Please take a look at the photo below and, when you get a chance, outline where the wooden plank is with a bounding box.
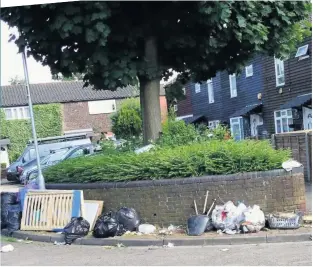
[84,200,104,231]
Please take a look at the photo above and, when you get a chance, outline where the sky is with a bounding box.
[1,21,53,86]
[0,20,176,86]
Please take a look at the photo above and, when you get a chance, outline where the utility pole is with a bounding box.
[21,47,45,190]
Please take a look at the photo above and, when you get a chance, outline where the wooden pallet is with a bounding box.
[20,190,84,231]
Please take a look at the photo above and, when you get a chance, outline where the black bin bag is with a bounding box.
[116,207,140,232]
[187,215,209,236]
[1,192,18,229]
[7,204,22,234]
[63,217,90,245]
[93,212,122,238]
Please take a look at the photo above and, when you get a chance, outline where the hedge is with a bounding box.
[44,140,290,183]
[0,104,62,161]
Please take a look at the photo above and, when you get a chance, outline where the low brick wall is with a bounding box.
[47,168,306,226]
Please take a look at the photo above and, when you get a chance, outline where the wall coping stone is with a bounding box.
[46,167,304,190]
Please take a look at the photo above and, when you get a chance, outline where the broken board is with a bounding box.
[84,200,104,231]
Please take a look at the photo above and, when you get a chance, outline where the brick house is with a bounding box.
[1,81,168,138]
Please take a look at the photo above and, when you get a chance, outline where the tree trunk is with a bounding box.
[139,37,162,145]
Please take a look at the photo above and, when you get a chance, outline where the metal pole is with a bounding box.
[21,47,45,190]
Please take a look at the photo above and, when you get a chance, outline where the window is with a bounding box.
[68,148,85,159]
[274,57,285,86]
[88,100,116,114]
[229,74,237,98]
[208,120,220,130]
[3,106,30,120]
[207,79,214,103]
[274,109,293,134]
[295,44,309,58]
[182,87,186,95]
[245,65,253,77]
[173,104,178,112]
[230,117,244,141]
[195,83,201,93]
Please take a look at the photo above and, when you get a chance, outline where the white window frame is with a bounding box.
[195,83,201,93]
[274,109,293,134]
[230,117,243,140]
[207,79,214,104]
[208,120,220,130]
[173,104,178,112]
[88,100,116,114]
[245,64,253,77]
[229,74,237,98]
[3,106,30,120]
[295,44,309,58]
[274,57,285,87]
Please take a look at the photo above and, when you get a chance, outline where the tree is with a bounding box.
[51,72,84,81]
[111,98,142,139]
[9,75,25,85]
[1,1,310,144]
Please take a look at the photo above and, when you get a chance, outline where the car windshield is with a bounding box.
[41,149,69,165]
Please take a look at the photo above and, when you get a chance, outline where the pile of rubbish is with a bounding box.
[187,200,267,236]
[186,195,303,236]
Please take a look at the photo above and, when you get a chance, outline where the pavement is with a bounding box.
[0,180,22,193]
[0,239,312,266]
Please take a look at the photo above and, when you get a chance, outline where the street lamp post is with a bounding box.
[21,47,45,190]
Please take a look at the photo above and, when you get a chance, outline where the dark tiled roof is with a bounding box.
[280,93,312,109]
[230,103,263,118]
[0,81,166,107]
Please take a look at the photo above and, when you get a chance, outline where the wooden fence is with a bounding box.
[272,130,312,183]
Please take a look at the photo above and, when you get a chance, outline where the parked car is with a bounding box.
[25,144,101,184]
[6,133,91,182]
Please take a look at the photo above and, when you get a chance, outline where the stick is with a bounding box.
[203,190,209,214]
[207,198,217,216]
[194,199,198,215]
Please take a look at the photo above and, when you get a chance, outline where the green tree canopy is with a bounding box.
[111,98,142,139]
[1,1,310,143]
[51,72,84,81]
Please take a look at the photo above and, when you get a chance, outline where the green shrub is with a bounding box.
[0,104,62,161]
[111,98,142,139]
[44,140,290,183]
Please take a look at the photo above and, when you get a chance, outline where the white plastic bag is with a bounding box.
[138,224,156,234]
[241,205,265,232]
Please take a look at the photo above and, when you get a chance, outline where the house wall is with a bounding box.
[176,83,193,116]
[62,96,168,134]
[262,38,312,135]
[179,55,264,126]
[46,168,306,226]
[62,101,115,134]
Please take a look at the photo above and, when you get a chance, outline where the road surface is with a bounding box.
[1,240,311,266]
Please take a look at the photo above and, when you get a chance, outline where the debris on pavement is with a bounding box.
[54,241,66,246]
[282,159,302,172]
[220,248,229,252]
[267,212,302,229]
[138,224,156,234]
[1,244,14,253]
[63,217,90,245]
[163,242,175,248]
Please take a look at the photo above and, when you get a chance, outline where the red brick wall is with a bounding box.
[62,102,112,133]
[160,96,168,122]
[62,97,168,133]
